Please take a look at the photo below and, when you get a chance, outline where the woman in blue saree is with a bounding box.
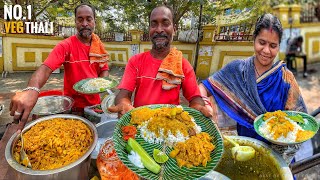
[199,14,307,164]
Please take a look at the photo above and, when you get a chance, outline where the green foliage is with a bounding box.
[207,0,292,26]
[3,0,316,32]
[96,0,201,31]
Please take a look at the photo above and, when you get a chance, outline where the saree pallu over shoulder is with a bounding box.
[256,60,305,113]
[202,57,263,129]
[256,61,291,112]
[282,68,307,112]
[202,79,257,129]
[256,60,284,83]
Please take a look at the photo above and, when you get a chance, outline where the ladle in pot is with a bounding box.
[224,136,256,162]
[20,132,32,168]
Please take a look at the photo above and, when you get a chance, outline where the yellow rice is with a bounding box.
[13,118,93,170]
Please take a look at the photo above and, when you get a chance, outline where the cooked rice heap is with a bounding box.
[260,110,314,142]
[130,106,201,146]
[81,78,112,92]
[13,118,93,170]
[169,132,215,168]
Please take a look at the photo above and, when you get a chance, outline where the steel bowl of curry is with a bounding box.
[5,114,98,180]
[214,136,293,180]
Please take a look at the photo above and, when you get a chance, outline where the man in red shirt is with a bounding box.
[10,4,109,130]
[108,5,210,118]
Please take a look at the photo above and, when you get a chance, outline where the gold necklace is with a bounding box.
[254,64,260,77]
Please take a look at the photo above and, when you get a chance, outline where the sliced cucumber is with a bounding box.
[128,138,161,174]
[125,144,133,153]
[289,114,304,124]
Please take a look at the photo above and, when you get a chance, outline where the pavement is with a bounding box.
[0,64,320,179]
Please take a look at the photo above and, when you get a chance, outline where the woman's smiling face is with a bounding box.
[254,28,280,67]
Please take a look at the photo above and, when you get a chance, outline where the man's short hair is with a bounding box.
[149,4,175,24]
[296,36,303,43]
[74,3,96,19]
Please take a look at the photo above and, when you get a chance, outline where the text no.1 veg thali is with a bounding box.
[113,104,224,180]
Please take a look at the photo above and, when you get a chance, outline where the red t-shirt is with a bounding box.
[118,51,200,107]
[43,35,109,109]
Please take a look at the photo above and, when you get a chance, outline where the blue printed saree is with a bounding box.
[202,56,307,163]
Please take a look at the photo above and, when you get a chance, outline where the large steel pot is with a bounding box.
[214,136,293,180]
[5,114,98,180]
[91,119,118,159]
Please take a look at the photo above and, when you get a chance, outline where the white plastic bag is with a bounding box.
[178,29,198,43]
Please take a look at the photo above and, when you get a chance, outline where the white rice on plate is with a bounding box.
[259,117,303,143]
[138,110,202,147]
[81,78,112,92]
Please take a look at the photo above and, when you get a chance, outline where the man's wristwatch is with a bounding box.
[22,86,40,93]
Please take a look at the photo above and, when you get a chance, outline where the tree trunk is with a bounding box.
[315,5,320,21]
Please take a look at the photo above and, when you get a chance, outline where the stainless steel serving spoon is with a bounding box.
[224,135,256,162]
[20,132,32,168]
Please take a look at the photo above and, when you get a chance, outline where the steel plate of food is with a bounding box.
[73,77,118,94]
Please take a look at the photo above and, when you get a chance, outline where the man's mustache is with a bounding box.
[79,28,92,32]
[152,33,168,39]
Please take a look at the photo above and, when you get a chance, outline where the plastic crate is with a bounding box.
[84,104,117,124]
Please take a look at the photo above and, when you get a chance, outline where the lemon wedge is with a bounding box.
[224,136,256,161]
[153,148,169,163]
[231,145,256,161]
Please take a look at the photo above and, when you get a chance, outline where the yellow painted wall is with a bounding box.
[273,4,320,70]
[1,35,198,73]
[0,56,3,73]
[301,26,320,64]
[1,29,320,79]
[210,42,254,73]
[2,34,62,72]
[312,40,319,55]
[104,42,131,67]
[194,41,254,79]
[172,42,196,65]
[278,24,320,69]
